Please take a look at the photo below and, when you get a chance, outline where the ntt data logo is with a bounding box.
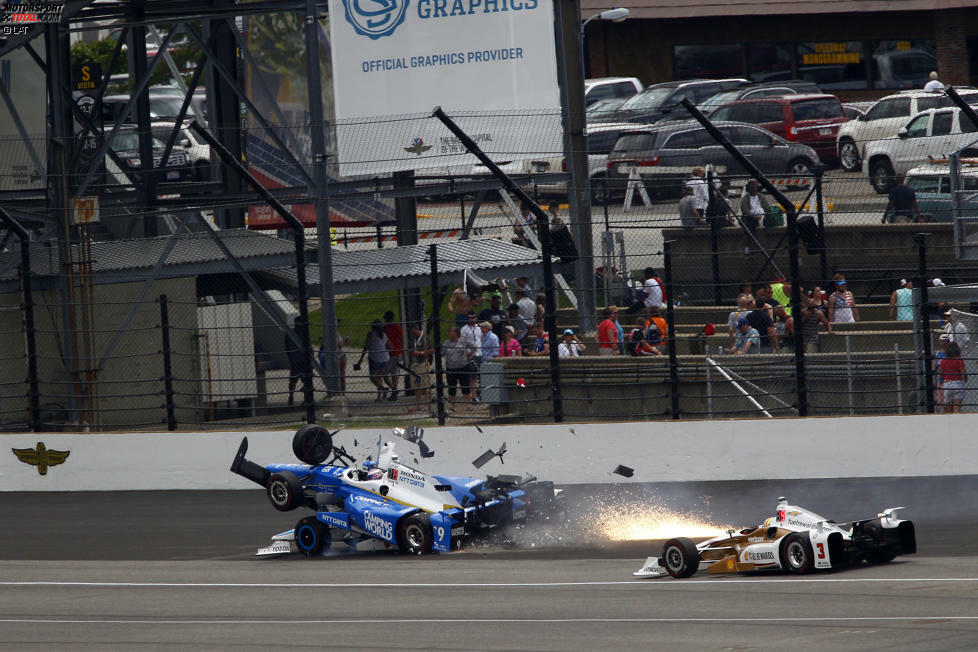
[341,0,410,40]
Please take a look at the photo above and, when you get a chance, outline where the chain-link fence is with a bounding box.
[6,104,978,430]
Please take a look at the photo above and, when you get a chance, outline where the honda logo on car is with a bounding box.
[392,468,426,488]
[363,511,394,540]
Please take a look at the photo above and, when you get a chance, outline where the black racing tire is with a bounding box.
[787,157,813,178]
[292,424,333,465]
[838,138,860,172]
[267,471,303,512]
[398,513,433,555]
[867,549,897,564]
[662,537,700,578]
[295,516,330,557]
[780,532,815,574]
[870,158,894,194]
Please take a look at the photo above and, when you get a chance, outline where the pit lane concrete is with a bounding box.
[2,477,977,650]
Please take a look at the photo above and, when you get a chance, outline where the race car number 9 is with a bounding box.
[363,511,393,540]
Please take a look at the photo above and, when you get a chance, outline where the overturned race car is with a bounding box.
[634,497,916,579]
[231,424,566,557]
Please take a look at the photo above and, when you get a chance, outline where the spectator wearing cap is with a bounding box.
[725,318,759,355]
[558,329,585,358]
[931,278,946,288]
[889,279,914,321]
[827,274,858,323]
[597,306,620,355]
[943,309,970,348]
[499,325,522,357]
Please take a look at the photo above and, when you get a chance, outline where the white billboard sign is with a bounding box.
[328,0,562,176]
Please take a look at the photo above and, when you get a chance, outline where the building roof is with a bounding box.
[260,239,546,295]
[581,0,978,20]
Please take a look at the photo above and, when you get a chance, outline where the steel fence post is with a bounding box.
[915,233,935,413]
[665,240,680,419]
[159,294,177,431]
[814,164,828,282]
[428,245,447,426]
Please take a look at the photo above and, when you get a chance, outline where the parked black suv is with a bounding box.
[105,126,195,184]
[593,78,747,124]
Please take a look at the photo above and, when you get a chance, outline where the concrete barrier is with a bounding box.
[3,413,976,491]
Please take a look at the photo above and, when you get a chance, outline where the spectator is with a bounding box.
[726,294,754,346]
[499,325,522,357]
[772,305,795,351]
[548,206,579,267]
[635,319,663,356]
[770,278,793,315]
[524,321,551,357]
[755,282,777,311]
[883,176,921,223]
[442,326,472,409]
[558,329,585,358]
[747,298,778,353]
[944,309,970,348]
[935,333,949,411]
[479,321,500,363]
[808,286,827,314]
[460,311,482,360]
[285,332,304,406]
[478,295,507,339]
[646,305,668,346]
[516,288,537,322]
[383,310,404,401]
[449,285,486,327]
[940,341,967,413]
[408,324,433,409]
[924,70,944,92]
[597,306,619,355]
[799,298,833,353]
[737,282,753,300]
[506,303,528,341]
[889,279,914,321]
[725,318,760,355]
[688,166,709,219]
[354,319,393,402]
[827,275,858,323]
[611,305,626,354]
[708,184,737,226]
[739,180,769,256]
[679,185,702,227]
[638,266,665,313]
[516,276,533,294]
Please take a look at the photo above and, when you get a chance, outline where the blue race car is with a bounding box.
[231,424,566,557]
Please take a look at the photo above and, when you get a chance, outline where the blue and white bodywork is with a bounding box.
[231,425,565,558]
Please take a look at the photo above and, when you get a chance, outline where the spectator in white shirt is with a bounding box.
[558,329,585,357]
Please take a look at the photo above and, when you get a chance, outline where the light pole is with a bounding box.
[581,7,629,79]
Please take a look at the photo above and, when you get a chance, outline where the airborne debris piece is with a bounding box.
[613,464,635,478]
[474,425,484,434]
[230,425,565,559]
[633,497,916,579]
[418,440,434,459]
[472,442,507,469]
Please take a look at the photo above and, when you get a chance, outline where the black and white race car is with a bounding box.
[635,497,916,578]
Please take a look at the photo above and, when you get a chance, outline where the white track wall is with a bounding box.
[2,414,977,491]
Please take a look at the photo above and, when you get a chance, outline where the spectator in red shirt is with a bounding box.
[939,342,968,413]
[597,306,619,356]
[383,310,404,401]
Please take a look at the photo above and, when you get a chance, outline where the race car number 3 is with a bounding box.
[363,511,393,540]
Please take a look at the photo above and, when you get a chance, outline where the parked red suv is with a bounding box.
[709,94,849,162]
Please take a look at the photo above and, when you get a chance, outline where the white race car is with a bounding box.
[634,497,916,579]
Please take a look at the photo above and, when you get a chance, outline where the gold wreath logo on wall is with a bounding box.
[12,442,70,476]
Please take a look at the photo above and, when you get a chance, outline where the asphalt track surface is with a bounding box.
[2,476,978,650]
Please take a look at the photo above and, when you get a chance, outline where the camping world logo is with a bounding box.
[341,0,410,40]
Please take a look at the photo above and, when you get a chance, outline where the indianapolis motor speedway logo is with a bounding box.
[12,442,70,476]
[341,0,410,40]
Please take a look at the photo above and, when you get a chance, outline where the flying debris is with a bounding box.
[474,425,484,434]
[569,428,576,435]
[418,440,435,459]
[613,464,634,478]
[472,442,507,469]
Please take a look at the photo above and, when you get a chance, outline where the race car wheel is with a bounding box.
[292,424,333,465]
[398,513,433,555]
[267,471,303,512]
[780,533,815,574]
[662,537,699,578]
[295,516,330,557]
[838,138,860,172]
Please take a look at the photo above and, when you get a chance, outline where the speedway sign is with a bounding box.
[328,0,562,176]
